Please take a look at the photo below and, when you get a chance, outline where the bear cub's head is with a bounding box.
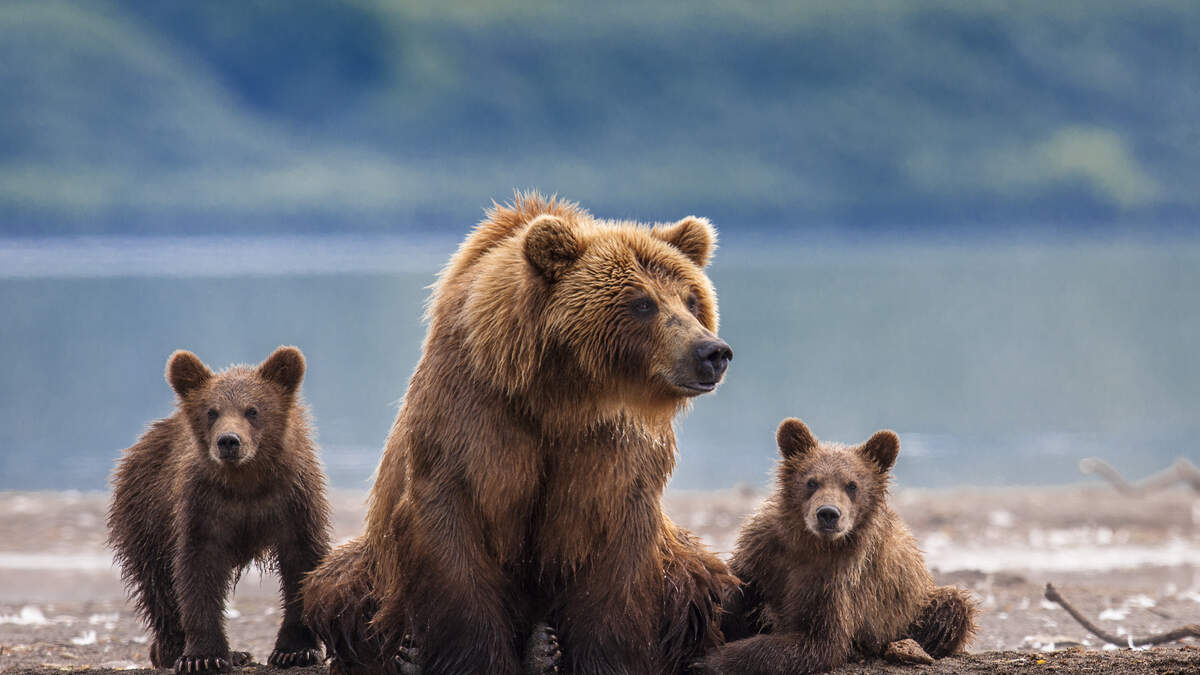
[166,346,305,468]
[775,418,899,544]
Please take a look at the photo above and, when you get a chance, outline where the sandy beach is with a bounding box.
[2,484,1198,673]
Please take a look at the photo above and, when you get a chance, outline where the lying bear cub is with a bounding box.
[698,418,977,674]
[108,346,330,673]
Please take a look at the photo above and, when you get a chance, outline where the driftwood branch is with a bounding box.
[1078,457,1200,496]
[1044,583,1200,647]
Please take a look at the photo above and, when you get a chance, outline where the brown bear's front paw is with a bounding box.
[173,654,233,673]
[394,634,421,675]
[230,651,251,666]
[524,622,562,675]
[268,647,322,668]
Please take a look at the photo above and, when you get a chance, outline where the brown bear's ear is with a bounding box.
[166,350,212,398]
[524,214,583,283]
[776,417,817,459]
[654,216,716,268]
[258,346,306,395]
[860,430,900,473]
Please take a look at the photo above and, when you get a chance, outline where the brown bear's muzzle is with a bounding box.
[681,336,734,393]
[687,338,733,392]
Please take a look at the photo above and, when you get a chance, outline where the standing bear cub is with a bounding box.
[108,346,330,673]
[699,418,976,674]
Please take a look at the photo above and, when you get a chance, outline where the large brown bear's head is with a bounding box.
[166,346,305,468]
[774,418,899,546]
[522,212,731,399]
[445,194,731,425]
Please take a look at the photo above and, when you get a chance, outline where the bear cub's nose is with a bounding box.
[694,339,733,382]
[216,433,242,461]
[816,505,841,529]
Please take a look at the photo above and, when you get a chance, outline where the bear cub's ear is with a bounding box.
[525,214,583,283]
[777,417,817,459]
[860,430,900,473]
[167,350,212,398]
[259,346,306,395]
[654,216,716,268]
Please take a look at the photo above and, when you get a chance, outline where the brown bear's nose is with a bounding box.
[694,339,733,383]
[216,433,242,461]
[816,505,841,529]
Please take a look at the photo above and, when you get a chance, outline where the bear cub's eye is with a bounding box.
[206,408,218,422]
[245,407,258,421]
[805,478,819,491]
[630,297,658,318]
[846,481,858,497]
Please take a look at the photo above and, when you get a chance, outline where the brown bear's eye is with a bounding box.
[245,407,258,421]
[805,478,819,491]
[686,294,699,314]
[629,297,657,318]
[206,408,218,422]
[846,481,858,497]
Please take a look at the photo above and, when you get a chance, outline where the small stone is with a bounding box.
[884,638,935,665]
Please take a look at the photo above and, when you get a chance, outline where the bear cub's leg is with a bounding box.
[907,585,977,658]
[267,535,326,668]
[134,556,186,668]
[172,535,244,673]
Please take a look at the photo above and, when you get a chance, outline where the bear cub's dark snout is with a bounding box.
[215,433,241,462]
[816,504,841,530]
[694,338,733,384]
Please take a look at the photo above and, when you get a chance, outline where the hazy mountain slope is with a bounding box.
[1,0,1196,234]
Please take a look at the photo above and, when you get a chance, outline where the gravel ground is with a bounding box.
[1,484,1198,673]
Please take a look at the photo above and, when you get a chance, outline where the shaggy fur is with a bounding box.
[302,193,737,674]
[699,419,976,674]
[108,346,330,673]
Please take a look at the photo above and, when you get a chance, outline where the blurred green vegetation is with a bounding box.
[1,0,1197,234]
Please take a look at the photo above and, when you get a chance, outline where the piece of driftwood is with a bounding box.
[1078,457,1200,495]
[1044,583,1200,647]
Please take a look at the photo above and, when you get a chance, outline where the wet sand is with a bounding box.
[2,485,1198,672]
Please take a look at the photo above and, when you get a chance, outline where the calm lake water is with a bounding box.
[1,235,1197,491]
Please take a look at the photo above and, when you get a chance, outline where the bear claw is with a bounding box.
[268,647,322,668]
[172,651,250,673]
[525,623,562,675]
[173,655,228,673]
[394,634,421,675]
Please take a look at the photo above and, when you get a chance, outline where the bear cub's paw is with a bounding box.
[268,647,323,668]
[524,622,562,675]
[172,651,249,673]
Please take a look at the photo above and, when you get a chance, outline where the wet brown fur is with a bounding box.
[699,419,976,674]
[302,193,737,674]
[108,347,331,672]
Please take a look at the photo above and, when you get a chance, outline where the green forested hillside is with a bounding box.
[2,0,1197,234]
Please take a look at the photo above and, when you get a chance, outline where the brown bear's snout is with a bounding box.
[693,339,733,388]
[216,433,242,462]
[816,504,841,531]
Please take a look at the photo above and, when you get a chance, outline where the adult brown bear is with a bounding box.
[303,193,736,674]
